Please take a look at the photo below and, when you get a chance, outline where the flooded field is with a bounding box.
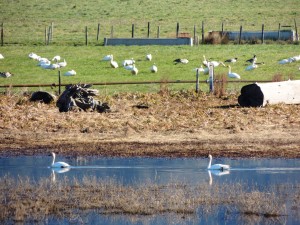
[0,155,300,224]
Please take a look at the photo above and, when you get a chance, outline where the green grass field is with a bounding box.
[0,0,300,94]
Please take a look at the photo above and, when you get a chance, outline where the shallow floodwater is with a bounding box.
[1,156,300,224]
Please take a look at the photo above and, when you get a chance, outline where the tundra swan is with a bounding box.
[207,154,230,171]
[50,152,70,168]
[228,65,241,79]
[150,63,158,73]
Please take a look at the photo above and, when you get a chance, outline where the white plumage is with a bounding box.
[102,54,113,61]
[0,53,4,59]
[150,63,158,73]
[58,59,67,68]
[51,152,70,168]
[122,58,135,66]
[207,154,230,171]
[245,63,258,71]
[278,58,295,64]
[64,70,76,76]
[131,64,138,75]
[52,55,61,62]
[110,55,119,68]
[227,65,241,79]
[28,52,40,60]
[146,53,152,61]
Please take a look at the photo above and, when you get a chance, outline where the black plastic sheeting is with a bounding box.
[238,83,264,107]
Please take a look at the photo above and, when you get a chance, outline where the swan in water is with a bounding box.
[50,152,70,168]
[207,154,230,171]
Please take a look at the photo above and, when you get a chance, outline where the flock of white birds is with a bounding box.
[191,53,300,80]
[101,53,158,75]
[1,51,300,80]
[27,52,76,76]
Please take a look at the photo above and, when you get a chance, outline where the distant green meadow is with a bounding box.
[0,0,299,94]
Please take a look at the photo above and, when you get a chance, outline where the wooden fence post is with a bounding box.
[1,23,3,46]
[97,23,100,41]
[193,25,196,45]
[147,22,150,38]
[51,22,54,41]
[239,25,243,44]
[221,22,224,38]
[294,19,299,41]
[85,26,88,46]
[208,63,214,93]
[47,26,51,45]
[261,24,265,44]
[45,26,47,45]
[195,68,200,93]
[110,25,114,38]
[278,23,281,41]
[157,26,160,38]
[201,21,204,44]
[58,70,61,95]
[176,22,179,38]
[132,24,135,38]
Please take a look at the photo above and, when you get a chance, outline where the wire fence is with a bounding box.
[1,19,299,46]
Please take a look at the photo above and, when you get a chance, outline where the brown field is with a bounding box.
[1,90,300,158]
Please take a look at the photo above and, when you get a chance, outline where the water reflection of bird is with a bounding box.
[51,167,70,182]
[50,152,70,168]
[208,170,230,185]
[207,154,230,171]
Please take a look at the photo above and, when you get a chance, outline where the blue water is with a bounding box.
[1,156,300,224]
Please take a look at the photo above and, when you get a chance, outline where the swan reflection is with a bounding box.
[51,167,70,182]
[208,170,230,185]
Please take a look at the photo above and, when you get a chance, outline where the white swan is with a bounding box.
[64,70,76,76]
[58,59,67,68]
[131,64,138,75]
[245,62,258,71]
[228,65,241,79]
[51,152,70,168]
[102,54,113,61]
[150,63,158,73]
[122,58,135,66]
[207,154,230,171]
[52,55,61,62]
[110,55,119,68]
[146,53,152,61]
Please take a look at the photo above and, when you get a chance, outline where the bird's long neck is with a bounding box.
[208,157,212,169]
[52,153,55,165]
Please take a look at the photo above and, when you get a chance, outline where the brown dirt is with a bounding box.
[1,91,300,158]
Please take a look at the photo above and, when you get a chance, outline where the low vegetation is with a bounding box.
[1,175,298,224]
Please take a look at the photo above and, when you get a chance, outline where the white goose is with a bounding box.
[228,65,241,79]
[50,152,70,168]
[207,154,230,171]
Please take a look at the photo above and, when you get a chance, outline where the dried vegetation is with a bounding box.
[1,90,300,157]
[0,176,298,223]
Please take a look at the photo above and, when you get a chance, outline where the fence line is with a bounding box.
[0,20,299,46]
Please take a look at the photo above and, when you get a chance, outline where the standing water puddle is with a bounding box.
[0,156,300,224]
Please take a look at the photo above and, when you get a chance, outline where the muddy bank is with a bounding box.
[1,92,300,158]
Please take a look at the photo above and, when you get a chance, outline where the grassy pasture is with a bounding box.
[0,0,299,45]
[0,0,300,94]
[1,44,300,94]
